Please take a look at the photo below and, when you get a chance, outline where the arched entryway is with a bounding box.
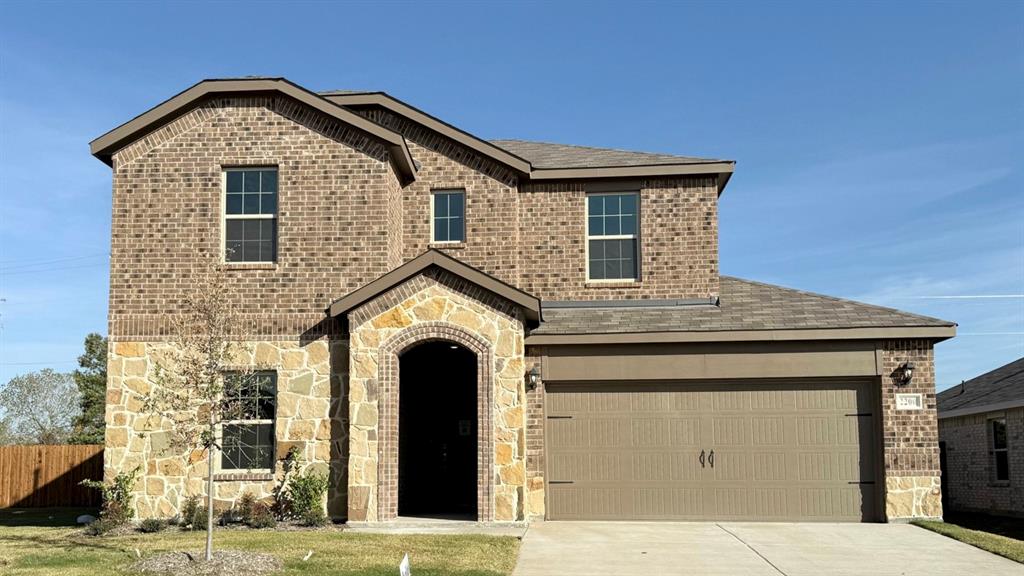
[398,341,478,518]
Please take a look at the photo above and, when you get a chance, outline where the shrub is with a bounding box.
[139,518,168,533]
[84,516,120,536]
[287,470,329,525]
[236,492,257,524]
[80,468,139,529]
[246,502,277,529]
[178,495,203,529]
[298,507,328,527]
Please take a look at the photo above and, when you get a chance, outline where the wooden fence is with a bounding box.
[0,445,104,508]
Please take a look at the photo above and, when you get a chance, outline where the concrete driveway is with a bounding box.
[513,521,1024,576]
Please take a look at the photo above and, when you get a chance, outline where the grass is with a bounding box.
[913,517,1024,565]
[0,509,521,575]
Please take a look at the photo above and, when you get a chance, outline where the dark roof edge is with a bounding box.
[328,249,541,323]
[90,78,417,184]
[939,398,1024,419]
[544,297,718,309]
[525,325,957,346]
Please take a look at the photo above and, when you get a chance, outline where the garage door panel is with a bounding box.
[546,379,878,522]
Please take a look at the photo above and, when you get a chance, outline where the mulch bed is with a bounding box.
[132,550,282,576]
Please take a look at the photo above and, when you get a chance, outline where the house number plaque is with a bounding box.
[895,393,924,411]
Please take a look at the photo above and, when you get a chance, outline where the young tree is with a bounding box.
[70,333,108,444]
[141,267,256,561]
[0,369,80,444]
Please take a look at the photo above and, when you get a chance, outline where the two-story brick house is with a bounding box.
[91,77,954,524]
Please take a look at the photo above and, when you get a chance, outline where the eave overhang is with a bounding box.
[328,249,542,325]
[525,325,957,346]
[90,78,418,184]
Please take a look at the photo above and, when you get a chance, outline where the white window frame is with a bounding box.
[222,167,278,264]
[430,189,466,245]
[215,371,276,474]
[990,416,1010,483]
[585,191,640,282]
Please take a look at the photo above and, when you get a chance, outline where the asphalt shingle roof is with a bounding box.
[937,358,1024,414]
[534,276,954,335]
[489,139,728,169]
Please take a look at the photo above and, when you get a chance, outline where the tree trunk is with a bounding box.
[206,433,215,560]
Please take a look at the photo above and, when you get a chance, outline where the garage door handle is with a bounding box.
[708,450,715,468]
[699,450,705,468]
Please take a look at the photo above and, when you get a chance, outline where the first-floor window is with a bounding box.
[990,417,1010,482]
[221,371,276,470]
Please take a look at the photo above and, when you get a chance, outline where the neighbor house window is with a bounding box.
[432,190,465,243]
[220,372,276,471]
[587,192,639,281]
[991,417,1009,483]
[225,168,277,262]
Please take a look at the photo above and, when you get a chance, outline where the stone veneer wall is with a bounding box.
[940,407,1024,515]
[346,268,527,522]
[105,339,348,519]
[880,339,943,520]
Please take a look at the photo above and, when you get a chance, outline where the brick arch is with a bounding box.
[377,321,494,521]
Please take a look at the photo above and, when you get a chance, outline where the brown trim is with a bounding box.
[939,399,1024,420]
[328,249,541,323]
[90,78,417,184]
[528,162,736,181]
[541,341,881,382]
[525,325,956,345]
[324,92,533,175]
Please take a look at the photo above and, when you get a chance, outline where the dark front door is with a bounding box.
[398,341,478,518]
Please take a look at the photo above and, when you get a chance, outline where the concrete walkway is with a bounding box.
[513,521,1024,576]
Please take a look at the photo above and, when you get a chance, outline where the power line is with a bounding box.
[0,262,109,276]
[0,252,109,268]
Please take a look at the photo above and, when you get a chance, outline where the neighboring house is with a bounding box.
[938,358,1024,516]
[90,77,955,524]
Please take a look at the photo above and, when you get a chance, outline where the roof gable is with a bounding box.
[329,250,541,324]
[91,78,417,184]
[323,90,735,186]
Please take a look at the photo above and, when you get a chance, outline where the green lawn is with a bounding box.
[913,518,1024,564]
[0,509,520,576]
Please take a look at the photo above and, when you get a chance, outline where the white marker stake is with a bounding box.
[400,553,412,576]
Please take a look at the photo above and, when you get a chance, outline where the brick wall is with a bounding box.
[518,178,720,300]
[880,339,943,519]
[940,407,1024,515]
[109,96,399,340]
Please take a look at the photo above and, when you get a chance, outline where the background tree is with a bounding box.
[0,368,80,444]
[142,266,256,561]
[70,333,108,444]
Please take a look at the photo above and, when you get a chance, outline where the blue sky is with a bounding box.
[0,1,1021,390]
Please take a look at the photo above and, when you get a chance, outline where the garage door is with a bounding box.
[545,380,879,521]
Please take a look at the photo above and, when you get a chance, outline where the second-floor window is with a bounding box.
[432,190,465,243]
[221,371,276,471]
[587,192,639,281]
[225,168,277,262]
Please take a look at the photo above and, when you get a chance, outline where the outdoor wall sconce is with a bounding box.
[526,364,541,391]
[894,362,915,387]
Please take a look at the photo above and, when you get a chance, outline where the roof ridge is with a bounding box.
[720,275,956,327]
